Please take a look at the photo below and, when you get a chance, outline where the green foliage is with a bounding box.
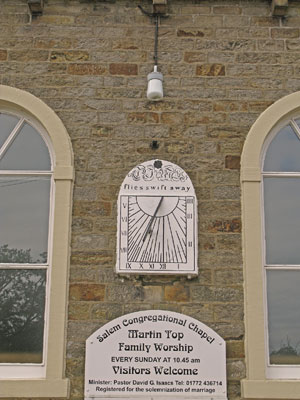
[0,244,47,263]
[271,337,299,357]
[0,244,32,263]
[271,345,297,356]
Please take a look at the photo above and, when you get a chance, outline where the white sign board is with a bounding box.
[116,160,198,275]
[85,310,227,399]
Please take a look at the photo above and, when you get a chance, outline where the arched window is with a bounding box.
[0,112,52,368]
[0,86,73,398]
[241,92,300,398]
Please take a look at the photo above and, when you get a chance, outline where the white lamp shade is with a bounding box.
[147,66,163,101]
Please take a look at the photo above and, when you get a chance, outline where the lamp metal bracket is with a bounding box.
[138,4,168,66]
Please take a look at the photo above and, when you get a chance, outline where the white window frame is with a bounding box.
[0,111,54,379]
[241,91,300,399]
[0,85,74,398]
[262,117,300,380]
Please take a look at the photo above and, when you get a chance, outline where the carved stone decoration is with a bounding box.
[271,0,288,16]
[28,0,44,17]
[153,0,168,15]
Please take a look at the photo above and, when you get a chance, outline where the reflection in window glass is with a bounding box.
[0,123,51,171]
[0,177,50,263]
[264,177,300,265]
[0,269,46,363]
[267,270,300,365]
[264,125,300,172]
[0,113,19,150]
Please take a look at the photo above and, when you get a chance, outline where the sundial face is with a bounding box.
[116,160,198,275]
[127,195,189,263]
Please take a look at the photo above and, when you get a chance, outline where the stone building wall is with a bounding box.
[1,0,300,398]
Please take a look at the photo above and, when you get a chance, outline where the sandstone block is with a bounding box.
[227,360,246,379]
[257,39,284,51]
[37,15,75,25]
[211,322,244,340]
[50,50,89,62]
[235,52,281,64]
[66,358,84,378]
[181,304,214,322]
[34,38,73,49]
[90,303,122,321]
[193,15,223,27]
[184,51,207,63]
[271,28,300,39]
[72,218,93,233]
[196,63,225,76]
[106,285,144,302]
[251,16,280,26]
[165,141,195,154]
[207,219,241,233]
[181,6,211,15]
[192,286,243,303]
[72,234,108,251]
[128,112,159,124]
[8,50,49,62]
[161,112,184,125]
[69,284,105,301]
[224,16,250,28]
[177,28,213,38]
[213,6,241,15]
[215,270,244,286]
[67,64,106,75]
[226,341,245,359]
[0,13,29,24]
[109,63,138,75]
[216,28,239,39]
[214,304,244,322]
[227,381,241,399]
[143,286,163,303]
[257,64,293,77]
[71,250,113,266]
[68,302,91,320]
[208,51,235,63]
[68,321,101,342]
[0,50,7,61]
[243,5,270,16]
[164,285,190,302]
[225,155,241,169]
[212,185,240,200]
[282,15,300,27]
[200,236,216,251]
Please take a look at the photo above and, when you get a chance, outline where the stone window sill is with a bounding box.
[242,379,300,399]
[0,379,69,398]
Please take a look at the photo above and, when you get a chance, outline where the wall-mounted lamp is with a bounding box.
[147,65,163,101]
[139,1,167,101]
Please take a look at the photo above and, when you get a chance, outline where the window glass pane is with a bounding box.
[267,270,300,365]
[0,177,50,264]
[0,113,19,150]
[264,125,300,172]
[264,177,300,265]
[0,269,46,364]
[0,122,51,171]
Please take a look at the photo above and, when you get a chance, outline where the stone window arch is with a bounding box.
[241,91,300,399]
